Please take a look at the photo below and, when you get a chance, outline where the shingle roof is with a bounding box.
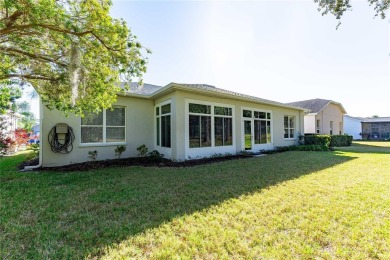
[286,99,333,114]
[120,82,163,95]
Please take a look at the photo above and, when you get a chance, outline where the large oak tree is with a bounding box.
[0,0,149,114]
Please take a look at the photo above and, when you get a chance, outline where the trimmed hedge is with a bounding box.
[330,135,353,147]
[304,135,331,147]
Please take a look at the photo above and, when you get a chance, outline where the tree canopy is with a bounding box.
[315,0,389,22]
[0,0,149,114]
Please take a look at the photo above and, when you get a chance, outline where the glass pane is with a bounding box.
[267,121,271,143]
[289,117,294,128]
[106,107,125,126]
[224,118,233,146]
[82,111,103,126]
[81,127,103,143]
[243,110,252,118]
[156,107,159,116]
[106,127,125,142]
[201,116,211,147]
[260,120,267,143]
[284,116,288,128]
[161,104,171,114]
[156,117,160,146]
[254,120,261,144]
[161,115,171,148]
[189,115,200,148]
[189,103,211,114]
[215,117,223,146]
[244,120,252,150]
[267,113,271,119]
[289,129,294,138]
[214,106,232,116]
[254,112,266,119]
[284,129,289,138]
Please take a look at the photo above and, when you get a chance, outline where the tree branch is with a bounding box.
[0,46,67,67]
[1,74,60,81]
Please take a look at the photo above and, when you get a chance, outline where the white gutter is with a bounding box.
[22,96,43,171]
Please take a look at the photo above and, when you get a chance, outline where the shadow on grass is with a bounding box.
[335,141,390,154]
[1,151,357,258]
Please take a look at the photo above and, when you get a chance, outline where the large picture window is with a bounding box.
[284,115,295,139]
[156,103,171,148]
[254,111,272,144]
[81,106,125,144]
[189,102,233,148]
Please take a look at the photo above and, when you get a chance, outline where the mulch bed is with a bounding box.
[19,154,253,172]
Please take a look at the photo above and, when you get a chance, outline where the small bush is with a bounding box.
[148,150,164,163]
[27,144,40,160]
[115,145,126,159]
[304,135,331,147]
[330,135,353,147]
[88,150,98,161]
[137,144,148,157]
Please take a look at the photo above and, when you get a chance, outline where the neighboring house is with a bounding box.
[0,110,21,135]
[361,117,390,140]
[286,98,347,135]
[343,115,363,140]
[39,82,306,167]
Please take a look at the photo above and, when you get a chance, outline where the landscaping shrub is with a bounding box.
[304,135,331,147]
[115,145,126,159]
[137,144,148,157]
[147,150,164,163]
[330,134,353,147]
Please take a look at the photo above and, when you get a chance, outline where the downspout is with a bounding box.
[22,96,43,171]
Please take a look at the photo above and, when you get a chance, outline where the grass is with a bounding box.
[1,142,389,259]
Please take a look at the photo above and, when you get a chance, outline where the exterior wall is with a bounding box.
[304,114,316,134]
[314,103,344,135]
[41,96,154,167]
[343,116,362,140]
[172,90,304,161]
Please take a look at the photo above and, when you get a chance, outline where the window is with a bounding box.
[189,103,212,148]
[81,106,125,144]
[284,116,295,139]
[214,106,233,146]
[339,122,342,135]
[189,102,233,148]
[156,103,171,148]
[253,111,272,144]
[330,121,333,135]
[316,119,320,134]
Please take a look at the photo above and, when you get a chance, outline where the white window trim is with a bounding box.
[185,99,236,159]
[155,99,172,149]
[241,107,274,151]
[284,115,295,140]
[80,106,127,146]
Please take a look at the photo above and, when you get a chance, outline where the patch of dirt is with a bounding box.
[21,155,252,172]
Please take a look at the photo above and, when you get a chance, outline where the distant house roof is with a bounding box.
[361,117,390,123]
[121,82,306,111]
[121,82,163,95]
[286,98,347,114]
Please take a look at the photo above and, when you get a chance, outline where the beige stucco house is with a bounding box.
[38,83,306,167]
[287,98,347,135]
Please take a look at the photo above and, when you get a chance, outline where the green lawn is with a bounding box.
[1,142,389,259]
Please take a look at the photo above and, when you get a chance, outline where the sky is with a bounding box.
[25,0,389,118]
[110,0,389,117]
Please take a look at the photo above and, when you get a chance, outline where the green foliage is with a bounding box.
[88,150,98,161]
[304,135,331,147]
[0,0,149,115]
[114,145,126,159]
[330,135,353,147]
[27,143,39,160]
[147,150,164,163]
[136,144,148,157]
[315,0,388,22]
[0,85,21,114]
